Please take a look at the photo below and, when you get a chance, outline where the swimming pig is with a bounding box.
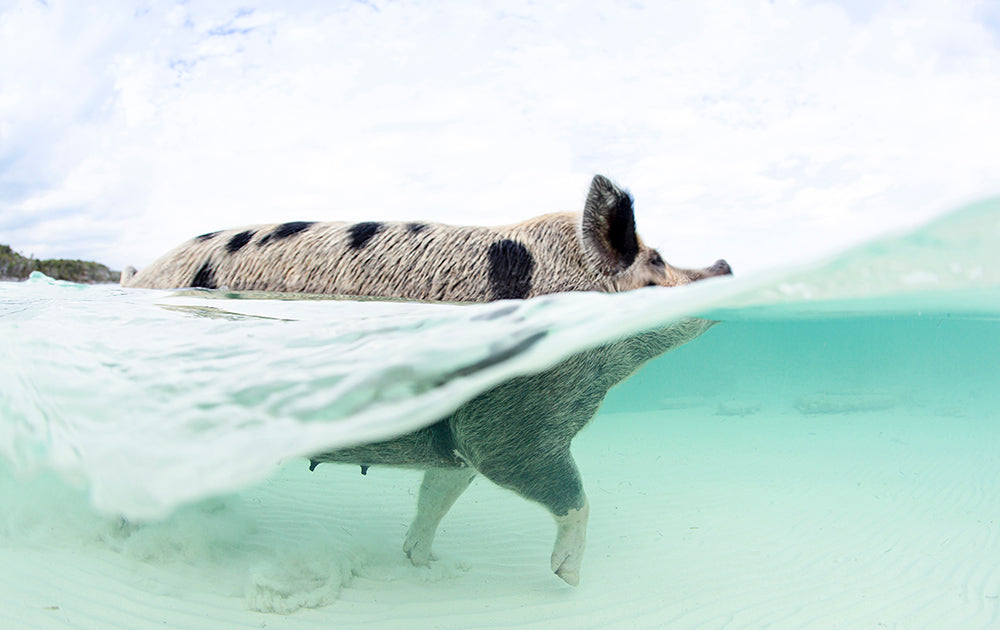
[309,316,718,586]
[121,175,730,299]
[123,174,731,585]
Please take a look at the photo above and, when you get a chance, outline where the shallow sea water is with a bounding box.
[1,199,999,628]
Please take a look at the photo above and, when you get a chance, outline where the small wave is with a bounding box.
[0,197,997,518]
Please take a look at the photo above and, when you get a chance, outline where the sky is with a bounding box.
[1,0,999,274]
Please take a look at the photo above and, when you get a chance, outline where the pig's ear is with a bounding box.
[580,175,639,275]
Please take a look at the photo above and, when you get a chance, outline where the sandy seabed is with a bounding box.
[2,404,999,630]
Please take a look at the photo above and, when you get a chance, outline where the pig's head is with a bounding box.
[579,175,731,291]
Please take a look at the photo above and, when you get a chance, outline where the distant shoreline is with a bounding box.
[0,244,119,284]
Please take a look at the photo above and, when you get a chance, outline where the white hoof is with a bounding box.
[403,468,475,568]
[550,499,589,586]
[403,526,436,567]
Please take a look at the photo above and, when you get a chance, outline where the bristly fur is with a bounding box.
[124,175,699,299]
[121,174,733,586]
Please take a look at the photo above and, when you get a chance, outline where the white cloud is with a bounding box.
[0,0,998,274]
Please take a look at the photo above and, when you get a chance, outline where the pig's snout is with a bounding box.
[708,259,732,277]
[680,259,733,283]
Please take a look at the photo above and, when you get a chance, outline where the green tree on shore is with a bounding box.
[0,244,118,283]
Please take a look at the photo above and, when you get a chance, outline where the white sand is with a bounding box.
[2,405,999,629]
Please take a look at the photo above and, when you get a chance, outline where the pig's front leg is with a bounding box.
[550,494,589,586]
[474,449,589,585]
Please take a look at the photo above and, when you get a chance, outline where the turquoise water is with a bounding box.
[1,199,999,627]
[605,311,1000,419]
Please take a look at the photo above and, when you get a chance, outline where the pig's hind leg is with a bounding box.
[404,467,476,566]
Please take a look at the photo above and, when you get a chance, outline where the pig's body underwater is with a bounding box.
[123,175,732,585]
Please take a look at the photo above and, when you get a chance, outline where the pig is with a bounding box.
[309,316,718,586]
[122,174,732,585]
[121,175,731,299]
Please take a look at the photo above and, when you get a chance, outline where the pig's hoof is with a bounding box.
[552,554,581,586]
[550,499,589,586]
[550,544,583,586]
[403,530,436,567]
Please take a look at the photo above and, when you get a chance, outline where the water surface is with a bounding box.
[1,199,998,627]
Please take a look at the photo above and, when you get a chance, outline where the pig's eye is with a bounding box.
[649,252,665,268]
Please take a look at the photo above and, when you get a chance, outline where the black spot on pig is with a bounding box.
[348,221,383,249]
[407,223,428,234]
[226,230,255,253]
[195,231,219,242]
[488,239,534,300]
[191,260,217,289]
[258,221,315,246]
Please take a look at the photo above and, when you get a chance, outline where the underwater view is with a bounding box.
[1,199,999,628]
